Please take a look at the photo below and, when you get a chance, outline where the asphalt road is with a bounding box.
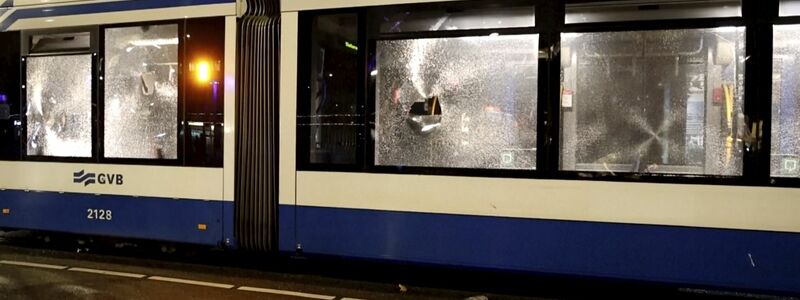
[0,233,541,300]
[0,231,793,300]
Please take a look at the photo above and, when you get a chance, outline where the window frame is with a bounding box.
[20,26,99,163]
[296,10,366,172]
[767,3,800,187]
[554,12,752,185]
[98,19,185,166]
[366,27,545,177]
[297,0,553,179]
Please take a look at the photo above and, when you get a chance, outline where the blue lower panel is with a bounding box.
[0,190,233,246]
[281,205,800,294]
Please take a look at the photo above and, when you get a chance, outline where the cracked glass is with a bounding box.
[375,34,539,170]
[771,25,800,177]
[104,24,179,159]
[26,54,93,158]
[560,28,746,175]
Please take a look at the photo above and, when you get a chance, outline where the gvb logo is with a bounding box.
[73,170,124,186]
[73,170,96,186]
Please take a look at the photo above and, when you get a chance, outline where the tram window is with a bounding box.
[183,17,225,167]
[560,28,746,176]
[25,54,93,158]
[770,25,800,177]
[0,32,21,161]
[374,4,535,33]
[565,0,741,24]
[301,13,359,165]
[375,34,538,170]
[781,0,800,16]
[104,24,179,160]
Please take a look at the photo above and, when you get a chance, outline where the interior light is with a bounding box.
[714,26,740,33]
[129,38,179,49]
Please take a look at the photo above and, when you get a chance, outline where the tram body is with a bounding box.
[280,0,800,294]
[1,0,800,296]
[0,0,239,246]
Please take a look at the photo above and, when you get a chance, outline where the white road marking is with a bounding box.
[237,286,336,300]
[0,260,68,270]
[68,267,146,279]
[148,276,235,289]
[0,260,360,299]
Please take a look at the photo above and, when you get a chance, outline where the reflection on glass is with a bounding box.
[376,5,535,33]
[0,31,21,160]
[26,54,93,158]
[104,24,178,159]
[183,17,225,167]
[771,25,800,177]
[376,35,538,170]
[560,28,745,176]
[303,14,360,165]
[565,1,741,24]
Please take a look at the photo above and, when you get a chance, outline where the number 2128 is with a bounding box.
[87,209,112,221]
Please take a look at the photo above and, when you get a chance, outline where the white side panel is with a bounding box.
[279,12,298,205]
[282,0,457,12]
[0,162,224,201]
[8,3,236,30]
[223,16,237,201]
[236,0,247,17]
[297,171,800,233]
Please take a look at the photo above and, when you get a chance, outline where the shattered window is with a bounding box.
[375,35,539,170]
[771,25,800,177]
[560,28,746,176]
[104,24,178,159]
[26,54,93,158]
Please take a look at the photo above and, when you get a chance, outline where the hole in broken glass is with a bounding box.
[407,95,443,134]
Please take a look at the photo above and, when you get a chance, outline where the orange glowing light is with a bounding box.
[196,60,211,83]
